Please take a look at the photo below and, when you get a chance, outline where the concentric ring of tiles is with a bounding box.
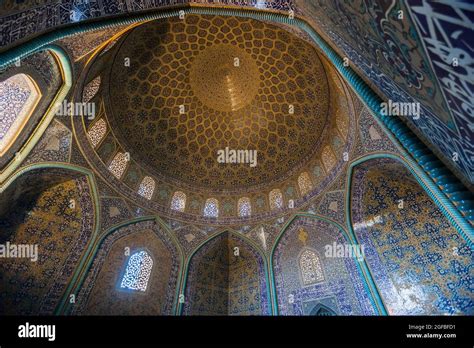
[107,15,330,191]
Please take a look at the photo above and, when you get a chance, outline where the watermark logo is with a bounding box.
[325,242,365,262]
[18,322,55,342]
[217,147,257,167]
[0,242,38,262]
[55,100,96,120]
[353,215,383,230]
[380,100,420,120]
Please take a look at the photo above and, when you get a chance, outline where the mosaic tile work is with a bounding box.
[1,50,62,169]
[183,232,270,315]
[171,223,215,257]
[273,216,376,315]
[107,14,330,191]
[407,1,474,180]
[0,74,40,155]
[357,108,398,154]
[297,1,474,183]
[72,20,354,224]
[0,0,294,47]
[0,174,93,315]
[59,25,128,61]
[99,197,133,234]
[316,190,345,227]
[351,158,474,315]
[24,119,71,165]
[75,222,180,315]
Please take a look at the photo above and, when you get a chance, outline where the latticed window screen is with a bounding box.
[138,176,155,200]
[171,191,187,212]
[108,152,128,179]
[88,118,107,147]
[120,250,153,292]
[300,249,324,285]
[203,198,219,218]
[269,189,283,210]
[238,197,251,217]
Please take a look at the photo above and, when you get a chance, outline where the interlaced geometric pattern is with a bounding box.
[137,176,155,200]
[170,191,186,212]
[0,73,40,154]
[300,249,324,285]
[120,250,153,292]
[108,152,128,179]
[107,14,330,191]
[298,172,312,196]
[269,189,283,210]
[82,76,101,103]
[238,197,251,217]
[87,118,107,148]
[204,198,219,218]
[321,145,337,172]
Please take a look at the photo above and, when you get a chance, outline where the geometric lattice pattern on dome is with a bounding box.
[170,191,186,212]
[237,197,251,217]
[108,152,128,179]
[203,198,219,218]
[138,176,155,200]
[299,248,324,286]
[87,118,107,148]
[269,189,283,210]
[120,250,153,292]
[107,14,330,191]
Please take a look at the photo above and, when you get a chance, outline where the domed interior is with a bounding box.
[105,15,332,192]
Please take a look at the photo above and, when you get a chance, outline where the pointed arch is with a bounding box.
[0,163,100,315]
[181,231,272,315]
[270,213,386,316]
[0,73,42,156]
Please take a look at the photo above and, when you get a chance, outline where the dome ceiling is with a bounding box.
[106,15,330,192]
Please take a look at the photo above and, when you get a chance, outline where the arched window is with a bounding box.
[310,303,336,316]
[171,191,186,212]
[238,197,251,217]
[120,250,153,292]
[269,189,283,210]
[299,248,324,285]
[87,118,107,147]
[321,145,337,172]
[138,176,155,200]
[0,73,41,155]
[203,198,219,218]
[82,76,101,103]
[108,152,128,179]
[298,172,312,196]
